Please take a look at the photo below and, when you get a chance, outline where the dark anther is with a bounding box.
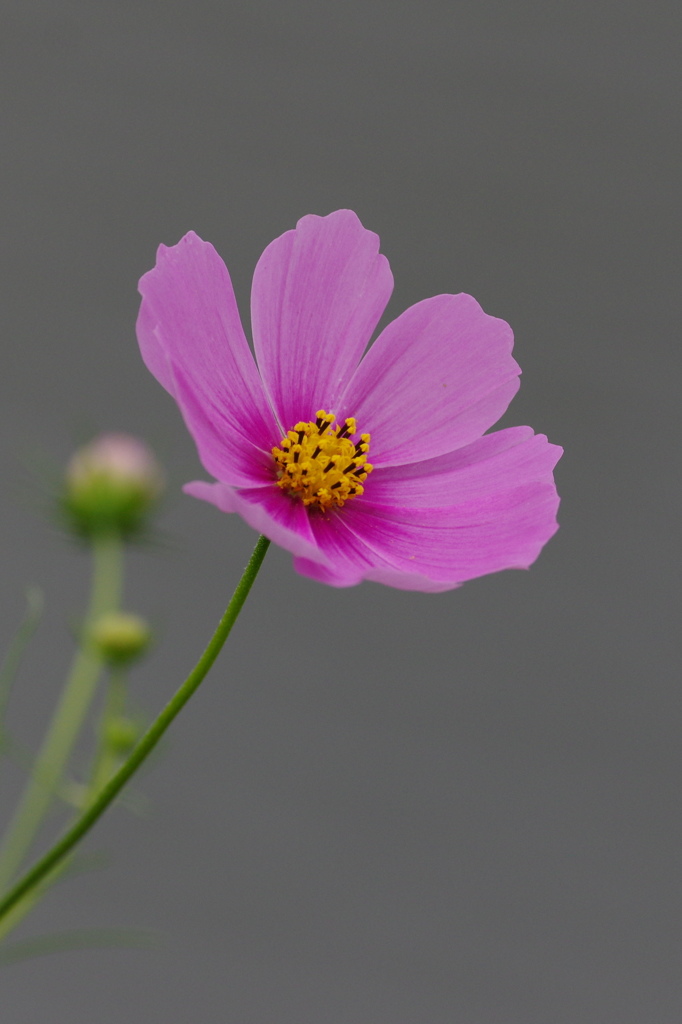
[293,450,300,463]
[344,462,357,474]
[311,446,322,459]
[330,481,342,489]
[297,430,305,443]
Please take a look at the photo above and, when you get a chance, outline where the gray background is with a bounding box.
[0,1,680,1021]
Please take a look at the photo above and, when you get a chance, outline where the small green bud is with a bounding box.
[62,433,164,539]
[90,611,152,666]
[103,715,142,755]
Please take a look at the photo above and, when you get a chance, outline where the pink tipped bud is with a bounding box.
[63,433,164,539]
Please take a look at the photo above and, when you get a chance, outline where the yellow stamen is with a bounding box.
[272,410,372,511]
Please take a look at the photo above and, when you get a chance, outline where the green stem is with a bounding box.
[0,535,270,927]
[0,534,123,894]
[87,668,128,799]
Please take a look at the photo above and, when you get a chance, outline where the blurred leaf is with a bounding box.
[0,927,160,966]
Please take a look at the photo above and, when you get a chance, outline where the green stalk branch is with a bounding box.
[0,535,270,926]
[0,534,123,894]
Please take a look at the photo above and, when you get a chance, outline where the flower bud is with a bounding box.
[63,433,164,539]
[90,611,152,666]
[103,715,142,755]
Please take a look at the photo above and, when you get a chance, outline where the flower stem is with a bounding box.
[0,533,123,895]
[0,535,270,927]
[86,668,129,800]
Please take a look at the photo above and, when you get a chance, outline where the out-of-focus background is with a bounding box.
[1,2,680,1021]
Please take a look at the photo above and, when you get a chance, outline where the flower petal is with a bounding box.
[366,427,562,507]
[250,210,393,431]
[293,513,453,592]
[173,369,272,488]
[137,232,278,473]
[353,484,559,585]
[294,471,560,591]
[339,294,520,467]
[184,480,327,564]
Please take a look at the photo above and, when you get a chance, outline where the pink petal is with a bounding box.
[293,514,453,592]
[294,469,560,591]
[173,370,273,488]
[294,510,393,588]
[137,232,278,480]
[184,480,328,564]
[347,484,560,587]
[366,428,562,507]
[250,210,393,432]
[339,294,520,467]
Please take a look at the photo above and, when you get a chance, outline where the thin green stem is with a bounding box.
[87,668,128,799]
[0,880,46,944]
[0,534,123,893]
[0,535,270,927]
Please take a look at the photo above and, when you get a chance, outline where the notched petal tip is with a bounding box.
[294,208,384,250]
[138,231,211,297]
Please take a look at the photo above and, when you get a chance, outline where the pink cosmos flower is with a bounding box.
[137,210,561,591]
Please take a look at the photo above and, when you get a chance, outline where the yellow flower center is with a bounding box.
[272,410,373,511]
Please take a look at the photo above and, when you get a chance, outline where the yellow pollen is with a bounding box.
[272,410,373,511]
